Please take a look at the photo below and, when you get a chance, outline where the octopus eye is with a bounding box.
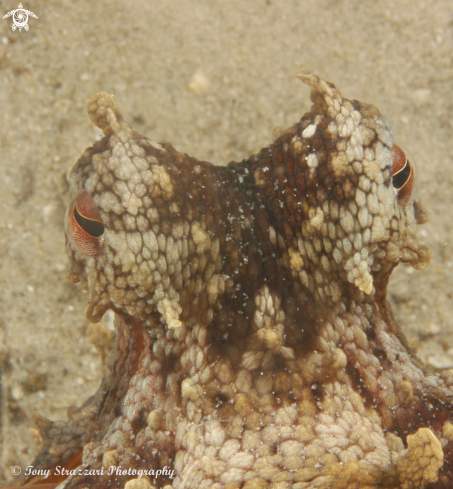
[391,144,414,206]
[66,190,105,256]
[74,206,104,237]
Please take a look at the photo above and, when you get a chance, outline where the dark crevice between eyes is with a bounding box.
[392,161,411,190]
[74,207,105,237]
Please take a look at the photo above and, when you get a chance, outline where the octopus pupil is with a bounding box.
[392,160,411,190]
[74,207,104,237]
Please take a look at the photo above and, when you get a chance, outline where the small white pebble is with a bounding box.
[42,204,53,222]
[188,71,210,95]
[427,321,441,335]
[11,385,24,400]
[411,89,431,105]
[427,354,453,370]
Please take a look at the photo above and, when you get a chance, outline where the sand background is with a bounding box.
[0,0,452,482]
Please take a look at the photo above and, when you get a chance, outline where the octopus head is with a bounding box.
[64,77,431,326]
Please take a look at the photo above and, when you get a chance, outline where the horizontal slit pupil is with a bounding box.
[74,207,104,237]
[392,161,411,190]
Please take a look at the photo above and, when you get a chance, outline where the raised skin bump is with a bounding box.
[18,74,453,489]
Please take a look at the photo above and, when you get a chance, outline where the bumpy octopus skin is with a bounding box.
[21,74,453,489]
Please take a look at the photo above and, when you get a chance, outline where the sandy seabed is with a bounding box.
[0,0,452,482]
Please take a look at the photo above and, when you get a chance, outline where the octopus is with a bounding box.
[15,73,453,489]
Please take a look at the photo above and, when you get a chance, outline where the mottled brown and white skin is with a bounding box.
[21,74,453,489]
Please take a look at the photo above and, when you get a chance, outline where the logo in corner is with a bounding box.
[3,3,38,32]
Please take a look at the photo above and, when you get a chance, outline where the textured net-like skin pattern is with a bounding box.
[21,74,453,489]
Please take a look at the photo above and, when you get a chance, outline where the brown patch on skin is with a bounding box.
[16,74,453,488]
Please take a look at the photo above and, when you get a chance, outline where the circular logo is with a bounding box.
[13,9,28,29]
[11,466,21,476]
